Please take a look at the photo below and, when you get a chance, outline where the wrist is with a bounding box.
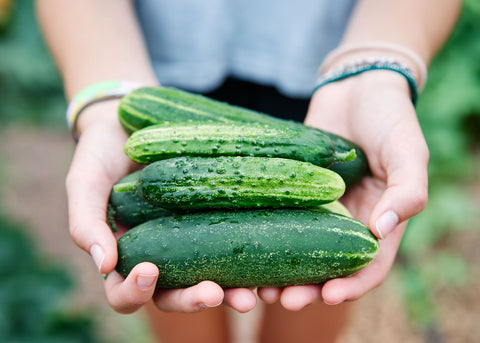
[66,80,148,140]
[75,99,123,137]
[318,41,428,91]
[315,58,417,104]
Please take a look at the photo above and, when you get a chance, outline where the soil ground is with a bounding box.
[1,126,479,343]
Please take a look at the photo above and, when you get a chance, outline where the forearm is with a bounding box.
[325,0,462,84]
[343,0,461,62]
[341,0,462,63]
[36,0,158,100]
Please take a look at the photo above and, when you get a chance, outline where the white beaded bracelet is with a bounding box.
[319,41,428,91]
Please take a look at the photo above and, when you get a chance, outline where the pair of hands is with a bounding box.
[65,70,429,314]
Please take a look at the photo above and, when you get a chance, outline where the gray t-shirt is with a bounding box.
[135,0,356,97]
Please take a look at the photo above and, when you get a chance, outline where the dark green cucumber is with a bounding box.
[119,86,368,185]
[108,170,172,230]
[321,132,369,187]
[115,209,379,288]
[129,156,345,211]
[118,86,285,134]
[124,121,355,167]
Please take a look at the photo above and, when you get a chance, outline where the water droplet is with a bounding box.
[216,168,226,174]
[289,172,296,178]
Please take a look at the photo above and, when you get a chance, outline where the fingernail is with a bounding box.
[137,274,157,290]
[376,210,399,240]
[90,244,104,272]
[323,299,343,306]
[199,300,223,308]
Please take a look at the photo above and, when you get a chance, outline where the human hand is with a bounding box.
[257,70,429,309]
[65,100,259,314]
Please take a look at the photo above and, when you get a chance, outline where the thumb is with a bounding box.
[369,147,429,240]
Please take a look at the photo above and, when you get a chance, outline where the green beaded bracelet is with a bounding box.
[313,59,419,106]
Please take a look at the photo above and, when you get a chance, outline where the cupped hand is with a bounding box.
[258,70,429,309]
[65,100,259,314]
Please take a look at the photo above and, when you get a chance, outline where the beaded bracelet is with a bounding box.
[66,80,145,140]
[319,41,428,91]
[312,58,419,106]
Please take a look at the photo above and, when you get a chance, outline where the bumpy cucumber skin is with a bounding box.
[139,156,345,211]
[119,87,369,185]
[119,87,280,134]
[115,209,379,288]
[124,121,345,169]
[108,170,172,229]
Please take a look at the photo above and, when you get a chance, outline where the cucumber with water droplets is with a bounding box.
[123,121,355,167]
[115,209,379,288]
[108,170,172,230]
[115,156,345,211]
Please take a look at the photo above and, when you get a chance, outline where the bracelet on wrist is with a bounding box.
[313,58,419,106]
[66,80,146,141]
[319,41,428,91]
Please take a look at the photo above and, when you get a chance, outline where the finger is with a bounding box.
[66,129,134,273]
[322,222,405,305]
[223,288,258,313]
[153,281,224,313]
[370,136,429,240]
[104,262,159,314]
[257,287,282,304]
[279,285,322,311]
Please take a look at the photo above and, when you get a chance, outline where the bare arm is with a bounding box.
[341,0,461,63]
[260,0,462,309]
[36,1,257,314]
[36,0,158,98]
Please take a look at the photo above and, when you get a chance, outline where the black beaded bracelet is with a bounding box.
[313,58,419,106]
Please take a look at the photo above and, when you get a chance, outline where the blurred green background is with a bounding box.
[1,0,479,342]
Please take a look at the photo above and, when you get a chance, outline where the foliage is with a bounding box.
[0,0,479,340]
[395,0,480,337]
[0,208,101,342]
[0,0,65,128]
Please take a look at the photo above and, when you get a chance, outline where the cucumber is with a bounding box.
[314,200,352,217]
[108,170,172,230]
[109,167,349,228]
[119,86,368,185]
[123,121,355,167]
[125,156,345,211]
[118,86,287,134]
[322,132,369,187]
[115,209,379,288]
